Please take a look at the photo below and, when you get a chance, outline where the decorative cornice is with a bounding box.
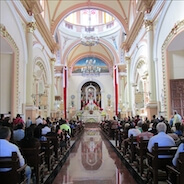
[21,0,58,54]
[122,0,156,52]
[121,12,144,51]
[136,0,156,13]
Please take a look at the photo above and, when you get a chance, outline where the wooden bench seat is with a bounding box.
[166,152,184,184]
[136,138,149,176]
[46,135,61,160]
[40,140,55,172]
[0,152,27,184]
[20,147,45,184]
[146,143,177,184]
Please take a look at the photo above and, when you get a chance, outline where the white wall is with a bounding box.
[169,50,184,79]
[0,54,12,113]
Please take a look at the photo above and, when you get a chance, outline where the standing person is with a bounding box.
[172,111,182,132]
[12,114,24,127]
[0,126,31,184]
[35,115,43,125]
[25,117,32,128]
[0,114,5,126]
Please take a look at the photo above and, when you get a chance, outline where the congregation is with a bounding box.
[0,112,184,184]
[0,114,84,184]
[100,112,184,184]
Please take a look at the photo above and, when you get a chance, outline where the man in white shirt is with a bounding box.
[0,126,31,184]
[147,122,176,153]
[35,115,43,125]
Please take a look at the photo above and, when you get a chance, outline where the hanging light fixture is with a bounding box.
[81,58,101,77]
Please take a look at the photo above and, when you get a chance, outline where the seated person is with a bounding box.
[0,126,31,184]
[147,122,176,157]
[172,141,184,166]
[128,121,142,138]
[137,123,153,142]
[122,122,142,150]
[41,124,51,135]
[34,124,47,141]
[13,123,25,142]
[19,127,40,148]
[174,122,183,137]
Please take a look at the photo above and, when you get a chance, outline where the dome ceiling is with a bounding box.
[21,0,156,73]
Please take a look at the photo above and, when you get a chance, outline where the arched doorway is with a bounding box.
[81,81,101,111]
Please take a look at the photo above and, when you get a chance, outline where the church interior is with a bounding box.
[0,0,184,184]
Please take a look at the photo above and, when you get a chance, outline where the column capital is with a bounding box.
[50,58,56,65]
[125,56,131,64]
[144,20,153,31]
[27,22,36,33]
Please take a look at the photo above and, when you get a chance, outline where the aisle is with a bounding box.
[52,123,137,184]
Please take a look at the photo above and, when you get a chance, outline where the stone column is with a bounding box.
[50,58,56,112]
[56,75,62,96]
[26,21,36,106]
[45,85,50,117]
[125,56,132,116]
[25,20,37,120]
[121,75,126,118]
[145,20,157,118]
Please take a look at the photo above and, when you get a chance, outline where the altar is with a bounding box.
[82,110,102,123]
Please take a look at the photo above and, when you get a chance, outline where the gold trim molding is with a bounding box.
[161,19,184,118]
[0,24,19,113]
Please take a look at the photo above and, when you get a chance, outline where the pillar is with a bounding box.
[50,58,56,111]
[25,20,37,120]
[145,20,157,118]
[26,21,36,106]
[125,56,132,117]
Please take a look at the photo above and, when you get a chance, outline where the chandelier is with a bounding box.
[81,58,101,77]
[81,35,99,46]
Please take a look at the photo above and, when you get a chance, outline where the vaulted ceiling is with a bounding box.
[21,0,156,72]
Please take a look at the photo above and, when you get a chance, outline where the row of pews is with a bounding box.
[100,124,184,184]
[0,125,84,184]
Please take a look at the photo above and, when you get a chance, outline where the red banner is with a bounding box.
[63,66,68,119]
[114,65,118,116]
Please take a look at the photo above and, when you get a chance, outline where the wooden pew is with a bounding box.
[20,147,45,184]
[146,143,177,184]
[0,152,27,184]
[46,135,61,161]
[40,140,55,172]
[136,138,149,176]
[127,135,138,163]
[166,152,184,184]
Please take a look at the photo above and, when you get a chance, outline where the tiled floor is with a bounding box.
[51,123,138,184]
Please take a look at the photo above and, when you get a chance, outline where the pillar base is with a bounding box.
[126,109,132,117]
[146,102,158,120]
[25,105,38,122]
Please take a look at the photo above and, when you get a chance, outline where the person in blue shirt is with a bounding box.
[0,126,31,184]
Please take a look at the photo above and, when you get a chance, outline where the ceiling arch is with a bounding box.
[50,1,129,35]
[62,39,118,68]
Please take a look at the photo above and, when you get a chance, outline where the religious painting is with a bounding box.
[73,57,109,73]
